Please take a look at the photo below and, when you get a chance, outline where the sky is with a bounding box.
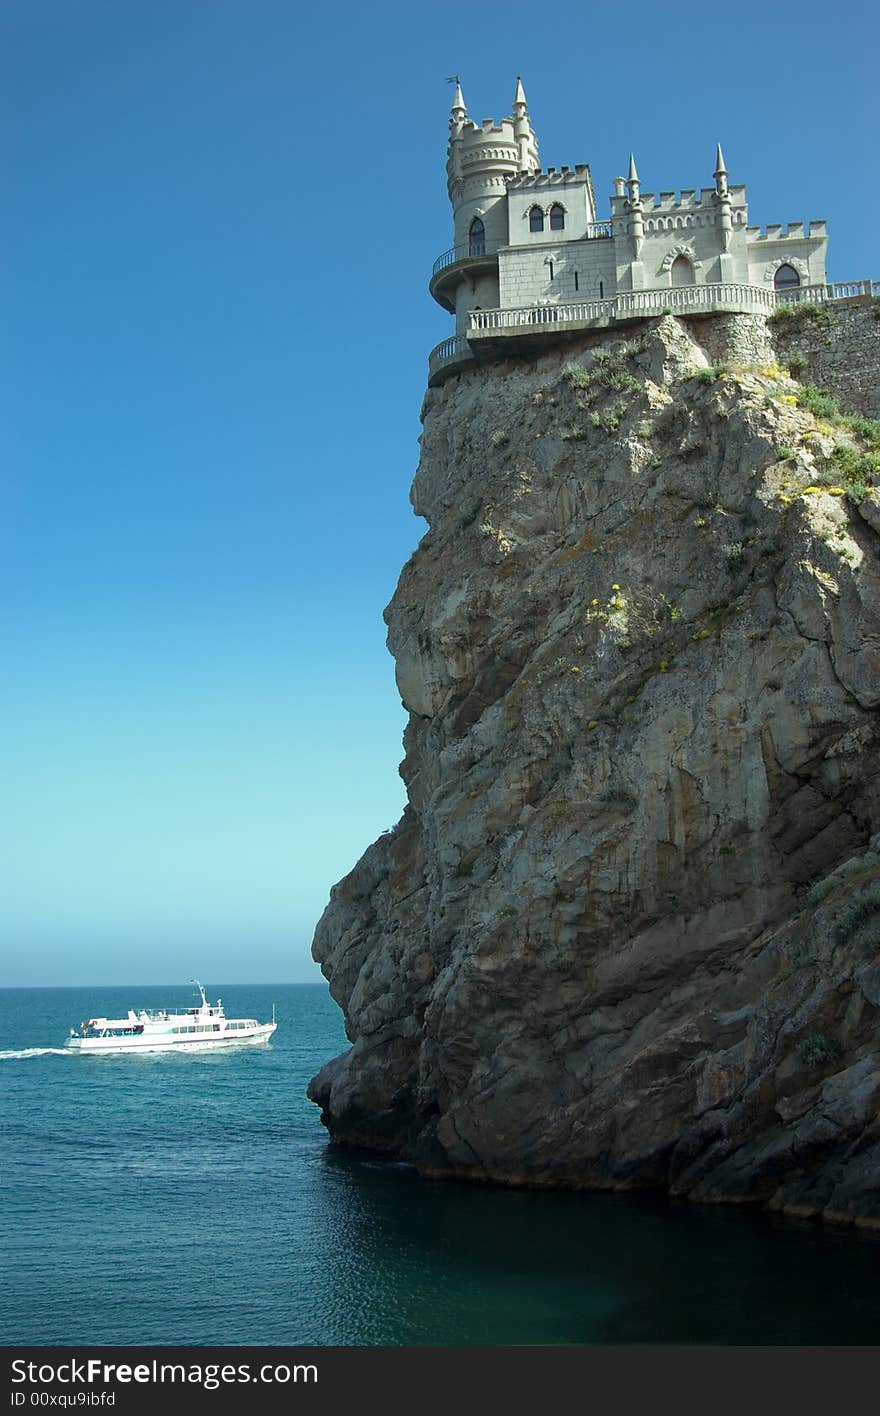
[1,0,877,986]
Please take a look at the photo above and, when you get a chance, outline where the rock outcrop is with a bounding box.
[308,312,880,1229]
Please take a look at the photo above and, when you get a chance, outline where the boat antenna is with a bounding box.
[191,977,207,1009]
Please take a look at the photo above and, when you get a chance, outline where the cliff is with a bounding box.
[308,305,880,1229]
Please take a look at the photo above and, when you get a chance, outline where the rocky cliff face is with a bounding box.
[308,312,880,1229]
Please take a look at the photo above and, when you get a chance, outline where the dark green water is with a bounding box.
[1,984,878,1344]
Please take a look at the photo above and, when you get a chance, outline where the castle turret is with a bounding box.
[715,143,733,255]
[511,77,540,175]
[448,77,467,180]
[627,154,645,283]
[432,80,542,331]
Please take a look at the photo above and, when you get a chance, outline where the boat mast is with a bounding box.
[192,978,208,1010]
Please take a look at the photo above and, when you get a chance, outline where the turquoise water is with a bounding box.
[1,983,879,1345]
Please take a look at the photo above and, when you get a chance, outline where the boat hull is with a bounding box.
[65,1023,277,1055]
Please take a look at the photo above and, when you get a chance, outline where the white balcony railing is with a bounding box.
[431,240,502,277]
[427,334,475,379]
[468,282,779,333]
[775,279,877,304]
[428,279,877,383]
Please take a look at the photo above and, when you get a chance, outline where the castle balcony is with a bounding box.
[776,279,879,305]
[429,239,503,313]
[427,333,477,383]
[430,239,504,311]
[427,279,879,386]
[466,282,779,355]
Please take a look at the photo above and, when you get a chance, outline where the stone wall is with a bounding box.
[769,300,880,418]
[684,311,775,367]
[498,236,616,308]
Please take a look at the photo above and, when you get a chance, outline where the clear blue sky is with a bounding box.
[2,0,876,986]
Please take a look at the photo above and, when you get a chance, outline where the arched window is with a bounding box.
[774,263,800,290]
[468,217,485,257]
[670,255,695,288]
[549,203,565,231]
[529,206,545,233]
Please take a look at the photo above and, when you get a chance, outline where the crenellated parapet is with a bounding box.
[747,220,827,239]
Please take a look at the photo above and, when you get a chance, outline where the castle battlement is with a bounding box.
[431,81,836,364]
[610,186,747,215]
[508,166,591,190]
[745,220,827,240]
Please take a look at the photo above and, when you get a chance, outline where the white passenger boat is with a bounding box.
[65,980,277,1054]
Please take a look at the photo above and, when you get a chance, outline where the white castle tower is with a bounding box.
[431,79,542,334]
[427,81,853,386]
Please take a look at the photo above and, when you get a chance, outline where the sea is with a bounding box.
[1,982,879,1346]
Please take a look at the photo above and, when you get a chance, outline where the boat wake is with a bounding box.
[0,1047,72,1061]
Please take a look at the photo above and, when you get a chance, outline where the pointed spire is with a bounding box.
[628,153,639,185]
[513,75,528,110]
[714,142,730,203]
[450,76,466,116]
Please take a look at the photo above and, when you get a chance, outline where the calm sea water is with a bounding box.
[1,982,879,1346]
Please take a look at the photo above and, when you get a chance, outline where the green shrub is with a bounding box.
[604,368,640,394]
[562,362,592,389]
[769,302,834,329]
[833,887,880,943]
[786,353,808,377]
[846,416,880,450]
[796,384,842,420]
[827,444,875,502]
[798,1034,843,1067]
[589,400,628,433]
[805,876,838,909]
[696,363,728,384]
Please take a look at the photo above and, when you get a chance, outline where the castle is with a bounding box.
[427,79,869,385]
